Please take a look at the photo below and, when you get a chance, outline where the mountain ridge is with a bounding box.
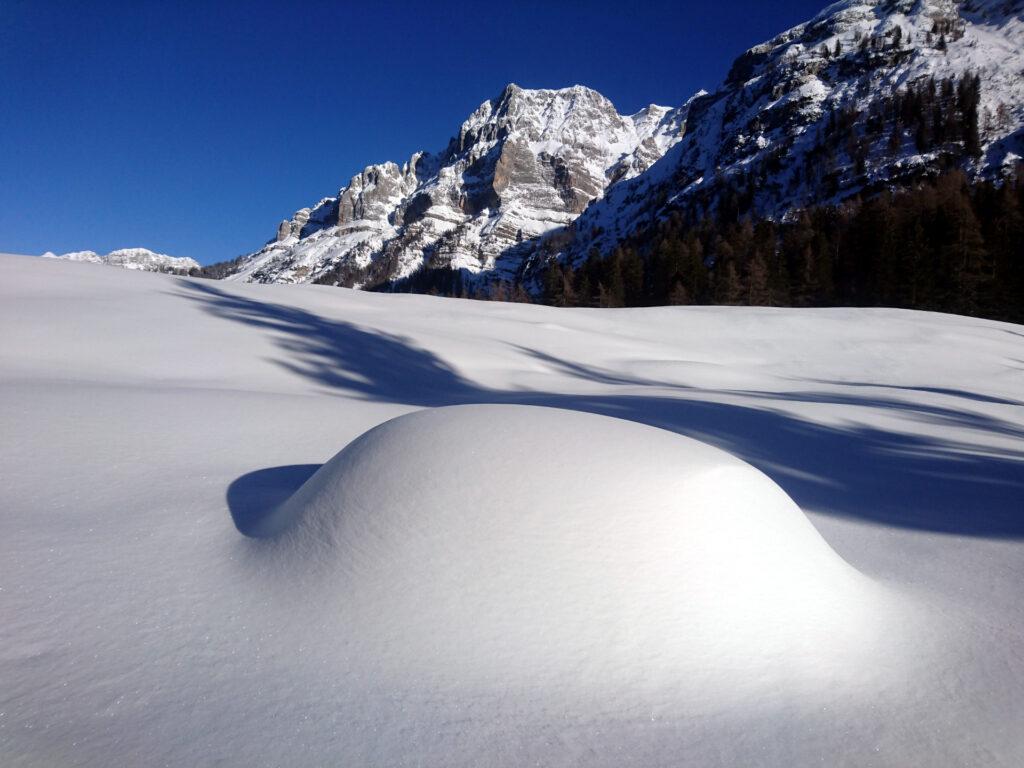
[544,0,1024,272]
[38,0,1024,289]
[42,248,200,274]
[223,83,688,287]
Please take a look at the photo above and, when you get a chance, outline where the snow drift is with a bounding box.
[235,404,884,686]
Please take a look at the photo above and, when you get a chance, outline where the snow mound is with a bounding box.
[245,405,884,687]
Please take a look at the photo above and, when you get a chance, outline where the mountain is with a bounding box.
[221,85,687,287]
[43,248,200,274]
[218,0,1022,293]
[549,0,1024,269]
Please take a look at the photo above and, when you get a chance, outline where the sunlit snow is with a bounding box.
[2,254,1022,765]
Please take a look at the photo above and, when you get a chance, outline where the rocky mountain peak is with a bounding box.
[554,0,1023,268]
[227,84,686,286]
[219,0,1021,292]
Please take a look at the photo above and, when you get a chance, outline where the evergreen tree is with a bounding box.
[747,249,770,306]
[620,247,645,306]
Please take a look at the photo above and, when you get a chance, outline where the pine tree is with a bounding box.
[716,260,743,304]
[544,261,564,304]
[576,272,593,308]
[935,173,988,313]
[620,247,645,306]
[489,281,510,302]
[560,263,577,307]
[747,249,770,305]
[668,281,690,306]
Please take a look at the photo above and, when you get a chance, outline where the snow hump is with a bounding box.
[233,405,884,685]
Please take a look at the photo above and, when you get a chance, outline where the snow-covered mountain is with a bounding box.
[551,0,1024,268]
[43,247,199,274]
[224,84,687,286]
[217,0,1022,290]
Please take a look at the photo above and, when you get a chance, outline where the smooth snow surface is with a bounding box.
[245,405,884,686]
[2,254,1023,766]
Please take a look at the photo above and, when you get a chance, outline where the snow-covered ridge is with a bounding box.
[225,83,687,286]
[559,0,1024,264]
[43,247,199,273]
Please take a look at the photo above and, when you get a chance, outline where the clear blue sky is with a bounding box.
[1,0,826,264]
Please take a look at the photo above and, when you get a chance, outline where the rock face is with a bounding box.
[557,0,1024,267]
[43,248,199,274]
[225,84,687,286]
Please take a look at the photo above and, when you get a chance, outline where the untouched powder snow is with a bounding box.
[239,405,888,688]
[2,254,1023,766]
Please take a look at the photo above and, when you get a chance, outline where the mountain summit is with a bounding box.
[225,84,686,287]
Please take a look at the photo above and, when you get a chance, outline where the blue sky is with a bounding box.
[1,0,826,264]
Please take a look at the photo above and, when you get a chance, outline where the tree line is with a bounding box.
[539,169,1023,323]
[205,168,1021,325]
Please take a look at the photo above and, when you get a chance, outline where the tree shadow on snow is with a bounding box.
[177,280,1024,540]
[176,279,479,406]
[524,393,1024,539]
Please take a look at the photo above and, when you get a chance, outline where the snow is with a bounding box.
[2,253,1024,765]
[243,404,887,684]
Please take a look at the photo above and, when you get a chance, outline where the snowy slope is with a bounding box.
[42,247,200,274]
[560,0,1024,264]
[2,253,1023,766]
[226,84,686,286]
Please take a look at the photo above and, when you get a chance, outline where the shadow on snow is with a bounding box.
[227,464,320,538]
[177,280,1024,540]
[178,278,479,407]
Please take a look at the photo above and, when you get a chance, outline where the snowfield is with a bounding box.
[2,254,1023,766]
